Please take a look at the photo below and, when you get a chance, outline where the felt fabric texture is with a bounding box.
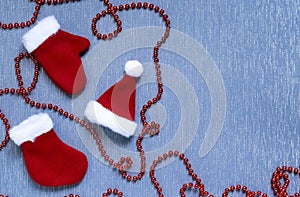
[22,15,90,95]
[1,1,298,196]
[10,113,88,187]
[84,60,143,138]
[84,75,138,138]
[21,130,88,187]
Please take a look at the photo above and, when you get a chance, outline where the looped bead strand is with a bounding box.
[0,110,11,151]
[92,0,171,184]
[0,2,41,30]
[0,0,82,30]
[14,52,40,96]
[1,1,291,197]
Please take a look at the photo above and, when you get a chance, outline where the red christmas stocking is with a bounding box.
[22,15,90,95]
[9,113,88,187]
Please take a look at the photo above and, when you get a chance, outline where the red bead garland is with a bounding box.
[0,1,298,197]
[0,0,80,31]
[90,0,171,184]
[0,3,41,30]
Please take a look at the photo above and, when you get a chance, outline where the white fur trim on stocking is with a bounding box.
[125,60,143,77]
[10,113,54,146]
[84,101,137,138]
[22,15,60,53]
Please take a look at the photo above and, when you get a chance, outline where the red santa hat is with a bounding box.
[84,60,143,138]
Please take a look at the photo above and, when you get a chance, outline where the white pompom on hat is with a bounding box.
[125,60,143,77]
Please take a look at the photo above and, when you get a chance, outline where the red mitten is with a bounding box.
[9,113,88,187]
[22,15,90,95]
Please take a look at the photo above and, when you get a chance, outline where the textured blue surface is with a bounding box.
[0,1,299,196]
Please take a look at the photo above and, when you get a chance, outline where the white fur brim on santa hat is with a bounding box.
[9,113,54,146]
[22,15,60,53]
[84,101,137,138]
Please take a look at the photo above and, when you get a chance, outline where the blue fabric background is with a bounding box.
[0,1,299,196]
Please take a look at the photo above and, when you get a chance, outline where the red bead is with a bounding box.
[2,24,7,29]
[41,103,47,109]
[25,97,30,103]
[126,175,132,181]
[10,88,15,94]
[33,11,39,17]
[26,21,31,26]
[35,102,41,108]
[48,103,53,109]
[69,114,74,120]
[75,117,80,123]
[183,158,188,163]
[242,186,247,192]
[58,108,64,114]
[157,93,162,99]
[113,14,119,20]
[63,112,69,118]
[14,23,19,28]
[27,87,33,93]
[30,101,35,107]
[131,2,136,9]
[8,23,13,29]
[113,30,118,36]
[133,176,138,182]
[80,120,85,126]
[149,3,154,10]
[137,2,142,8]
[113,188,118,194]
[35,4,41,10]
[143,2,148,9]
[4,88,9,94]
[179,154,184,159]
[107,3,112,9]
[53,105,59,111]
[159,9,165,16]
